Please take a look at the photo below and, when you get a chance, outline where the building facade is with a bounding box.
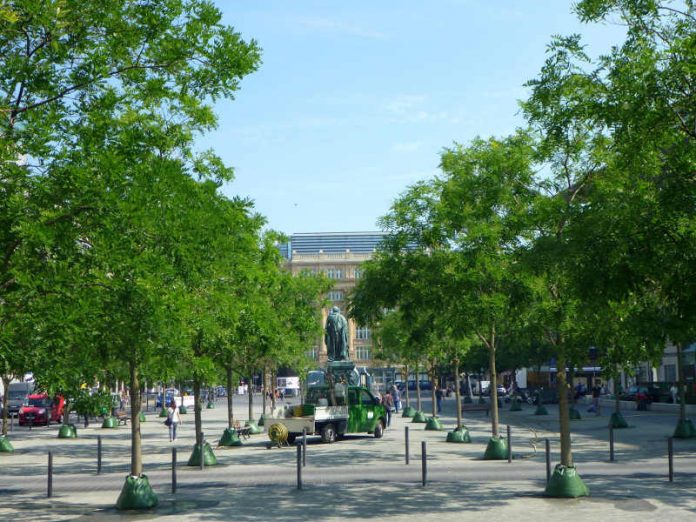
[280,232,398,390]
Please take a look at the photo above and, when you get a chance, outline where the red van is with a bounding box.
[18,394,65,426]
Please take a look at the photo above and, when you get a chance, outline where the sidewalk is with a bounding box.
[0,394,694,521]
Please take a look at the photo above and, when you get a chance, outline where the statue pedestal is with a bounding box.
[326,361,359,385]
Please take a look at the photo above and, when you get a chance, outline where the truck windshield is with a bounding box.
[305,387,346,406]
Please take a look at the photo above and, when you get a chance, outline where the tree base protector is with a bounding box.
[102,417,118,429]
[510,399,522,411]
[187,442,218,466]
[425,417,443,430]
[609,412,628,429]
[206,402,215,409]
[245,420,263,434]
[478,396,486,405]
[544,464,590,498]
[412,411,427,423]
[569,408,582,420]
[138,412,146,423]
[0,436,14,453]
[673,418,696,439]
[483,436,508,460]
[534,405,549,415]
[159,408,168,418]
[463,395,473,404]
[257,415,265,427]
[446,427,471,443]
[219,428,243,447]
[402,406,416,417]
[58,424,78,438]
[179,405,187,414]
[115,474,159,510]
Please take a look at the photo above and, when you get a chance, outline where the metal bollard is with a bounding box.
[200,431,205,471]
[172,447,177,494]
[296,442,303,490]
[405,426,410,465]
[545,439,551,484]
[47,451,53,498]
[609,426,615,462]
[97,435,102,474]
[668,437,674,482]
[421,441,427,487]
[302,428,307,467]
[507,425,512,463]
[10,414,13,432]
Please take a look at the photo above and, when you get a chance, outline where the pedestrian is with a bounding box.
[382,391,394,427]
[435,385,444,414]
[390,384,401,413]
[591,381,601,416]
[670,384,678,404]
[166,400,182,442]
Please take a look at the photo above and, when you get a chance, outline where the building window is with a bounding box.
[326,268,343,279]
[664,364,676,383]
[356,346,371,361]
[308,347,319,361]
[328,290,344,301]
[355,326,370,340]
[354,268,363,279]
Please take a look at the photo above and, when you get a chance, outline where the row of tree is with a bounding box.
[0,1,328,508]
[349,0,696,497]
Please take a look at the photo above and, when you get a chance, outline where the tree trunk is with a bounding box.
[467,372,473,399]
[193,377,203,445]
[677,342,686,421]
[614,365,621,414]
[415,363,421,411]
[63,398,70,425]
[455,360,462,429]
[404,364,410,407]
[262,368,267,415]
[1,375,10,436]
[129,360,142,476]
[226,366,234,429]
[556,352,573,467]
[489,343,499,437]
[247,375,253,422]
[430,365,437,417]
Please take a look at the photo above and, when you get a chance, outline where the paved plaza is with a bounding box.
[0,394,695,521]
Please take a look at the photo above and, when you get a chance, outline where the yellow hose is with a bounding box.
[268,422,289,443]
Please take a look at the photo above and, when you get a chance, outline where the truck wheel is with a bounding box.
[321,423,336,443]
[286,434,297,444]
[373,420,385,439]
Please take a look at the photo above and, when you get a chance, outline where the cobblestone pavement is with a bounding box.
[0,394,694,521]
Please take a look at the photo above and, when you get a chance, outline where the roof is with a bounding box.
[280,232,389,260]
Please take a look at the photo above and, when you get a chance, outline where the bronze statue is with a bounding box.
[325,306,349,361]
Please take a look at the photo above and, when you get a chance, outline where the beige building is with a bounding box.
[280,232,398,389]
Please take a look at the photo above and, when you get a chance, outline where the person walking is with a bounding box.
[435,386,444,414]
[382,391,394,427]
[670,384,678,404]
[390,384,401,413]
[591,381,601,416]
[166,400,182,442]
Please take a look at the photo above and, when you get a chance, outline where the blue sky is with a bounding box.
[208,1,624,235]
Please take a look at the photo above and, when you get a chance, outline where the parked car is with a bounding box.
[18,394,65,426]
[619,385,661,403]
[482,383,507,397]
[404,380,433,391]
